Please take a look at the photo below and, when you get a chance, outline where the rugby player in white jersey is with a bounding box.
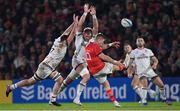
[128,37,172,105]
[56,4,99,104]
[123,43,157,103]
[6,14,79,106]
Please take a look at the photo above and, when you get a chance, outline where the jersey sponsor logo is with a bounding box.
[86,52,92,60]
[136,55,149,59]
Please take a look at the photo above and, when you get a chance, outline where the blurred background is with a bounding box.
[0,0,179,80]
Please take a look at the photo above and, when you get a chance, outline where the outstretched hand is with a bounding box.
[111,41,120,48]
[73,14,79,23]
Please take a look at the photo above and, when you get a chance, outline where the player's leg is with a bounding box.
[73,64,90,105]
[96,75,120,107]
[58,69,79,93]
[152,76,172,105]
[131,75,144,102]
[6,76,37,97]
[6,63,45,97]
[49,70,64,106]
[139,76,148,105]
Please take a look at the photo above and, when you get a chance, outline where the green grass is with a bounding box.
[0,102,180,111]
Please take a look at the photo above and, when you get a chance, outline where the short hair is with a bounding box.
[83,27,93,34]
[136,35,147,42]
[124,41,131,46]
[96,32,106,40]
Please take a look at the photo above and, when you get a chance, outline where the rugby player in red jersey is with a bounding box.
[74,33,125,107]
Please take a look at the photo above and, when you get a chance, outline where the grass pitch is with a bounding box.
[0,102,180,111]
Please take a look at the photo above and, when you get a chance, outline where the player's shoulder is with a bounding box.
[131,48,138,53]
[144,48,152,52]
[129,49,135,56]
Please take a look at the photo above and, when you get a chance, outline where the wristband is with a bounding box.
[108,43,113,47]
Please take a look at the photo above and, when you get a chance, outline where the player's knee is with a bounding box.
[85,74,90,80]
[27,78,35,85]
[51,71,63,82]
[131,81,139,88]
[65,77,74,85]
[56,77,64,84]
[82,74,90,82]
[158,83,164,89]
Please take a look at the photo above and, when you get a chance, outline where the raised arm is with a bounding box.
[90,6,98,35]
[61,22,75,36]
[67,15,79,45]
[101,41,120,50]
[76,4,90,32]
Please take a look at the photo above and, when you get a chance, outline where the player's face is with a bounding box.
[136,38,145,47]
[83,31,92,41]
[124,45,132,53]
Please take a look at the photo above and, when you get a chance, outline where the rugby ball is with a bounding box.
[121,18,133,28]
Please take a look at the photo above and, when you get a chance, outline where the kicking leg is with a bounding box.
[102,80,120,107]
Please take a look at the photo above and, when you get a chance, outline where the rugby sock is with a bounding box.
[141,87,147,103]
[106,89,116,102]
[76,82,86,99]
[50,94,57,102]
[58,81,67,93]
[133,86,143,100]
[159,87,166,100]
[10,84,17,90]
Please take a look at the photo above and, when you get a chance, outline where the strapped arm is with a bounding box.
[90,6,98,35]
[67,15,79,45]
[61,23,75,36]
[76,4,90,32]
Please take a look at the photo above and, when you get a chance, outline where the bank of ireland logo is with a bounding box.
[21,85,34,101]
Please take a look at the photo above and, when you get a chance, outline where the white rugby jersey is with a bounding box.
[130,48,154,74]
[43,36,67,69]
[73,32,94,61]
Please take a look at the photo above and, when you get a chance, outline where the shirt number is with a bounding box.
[86,52,92,60]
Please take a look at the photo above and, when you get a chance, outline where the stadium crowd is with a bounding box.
[0,0,179,80]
